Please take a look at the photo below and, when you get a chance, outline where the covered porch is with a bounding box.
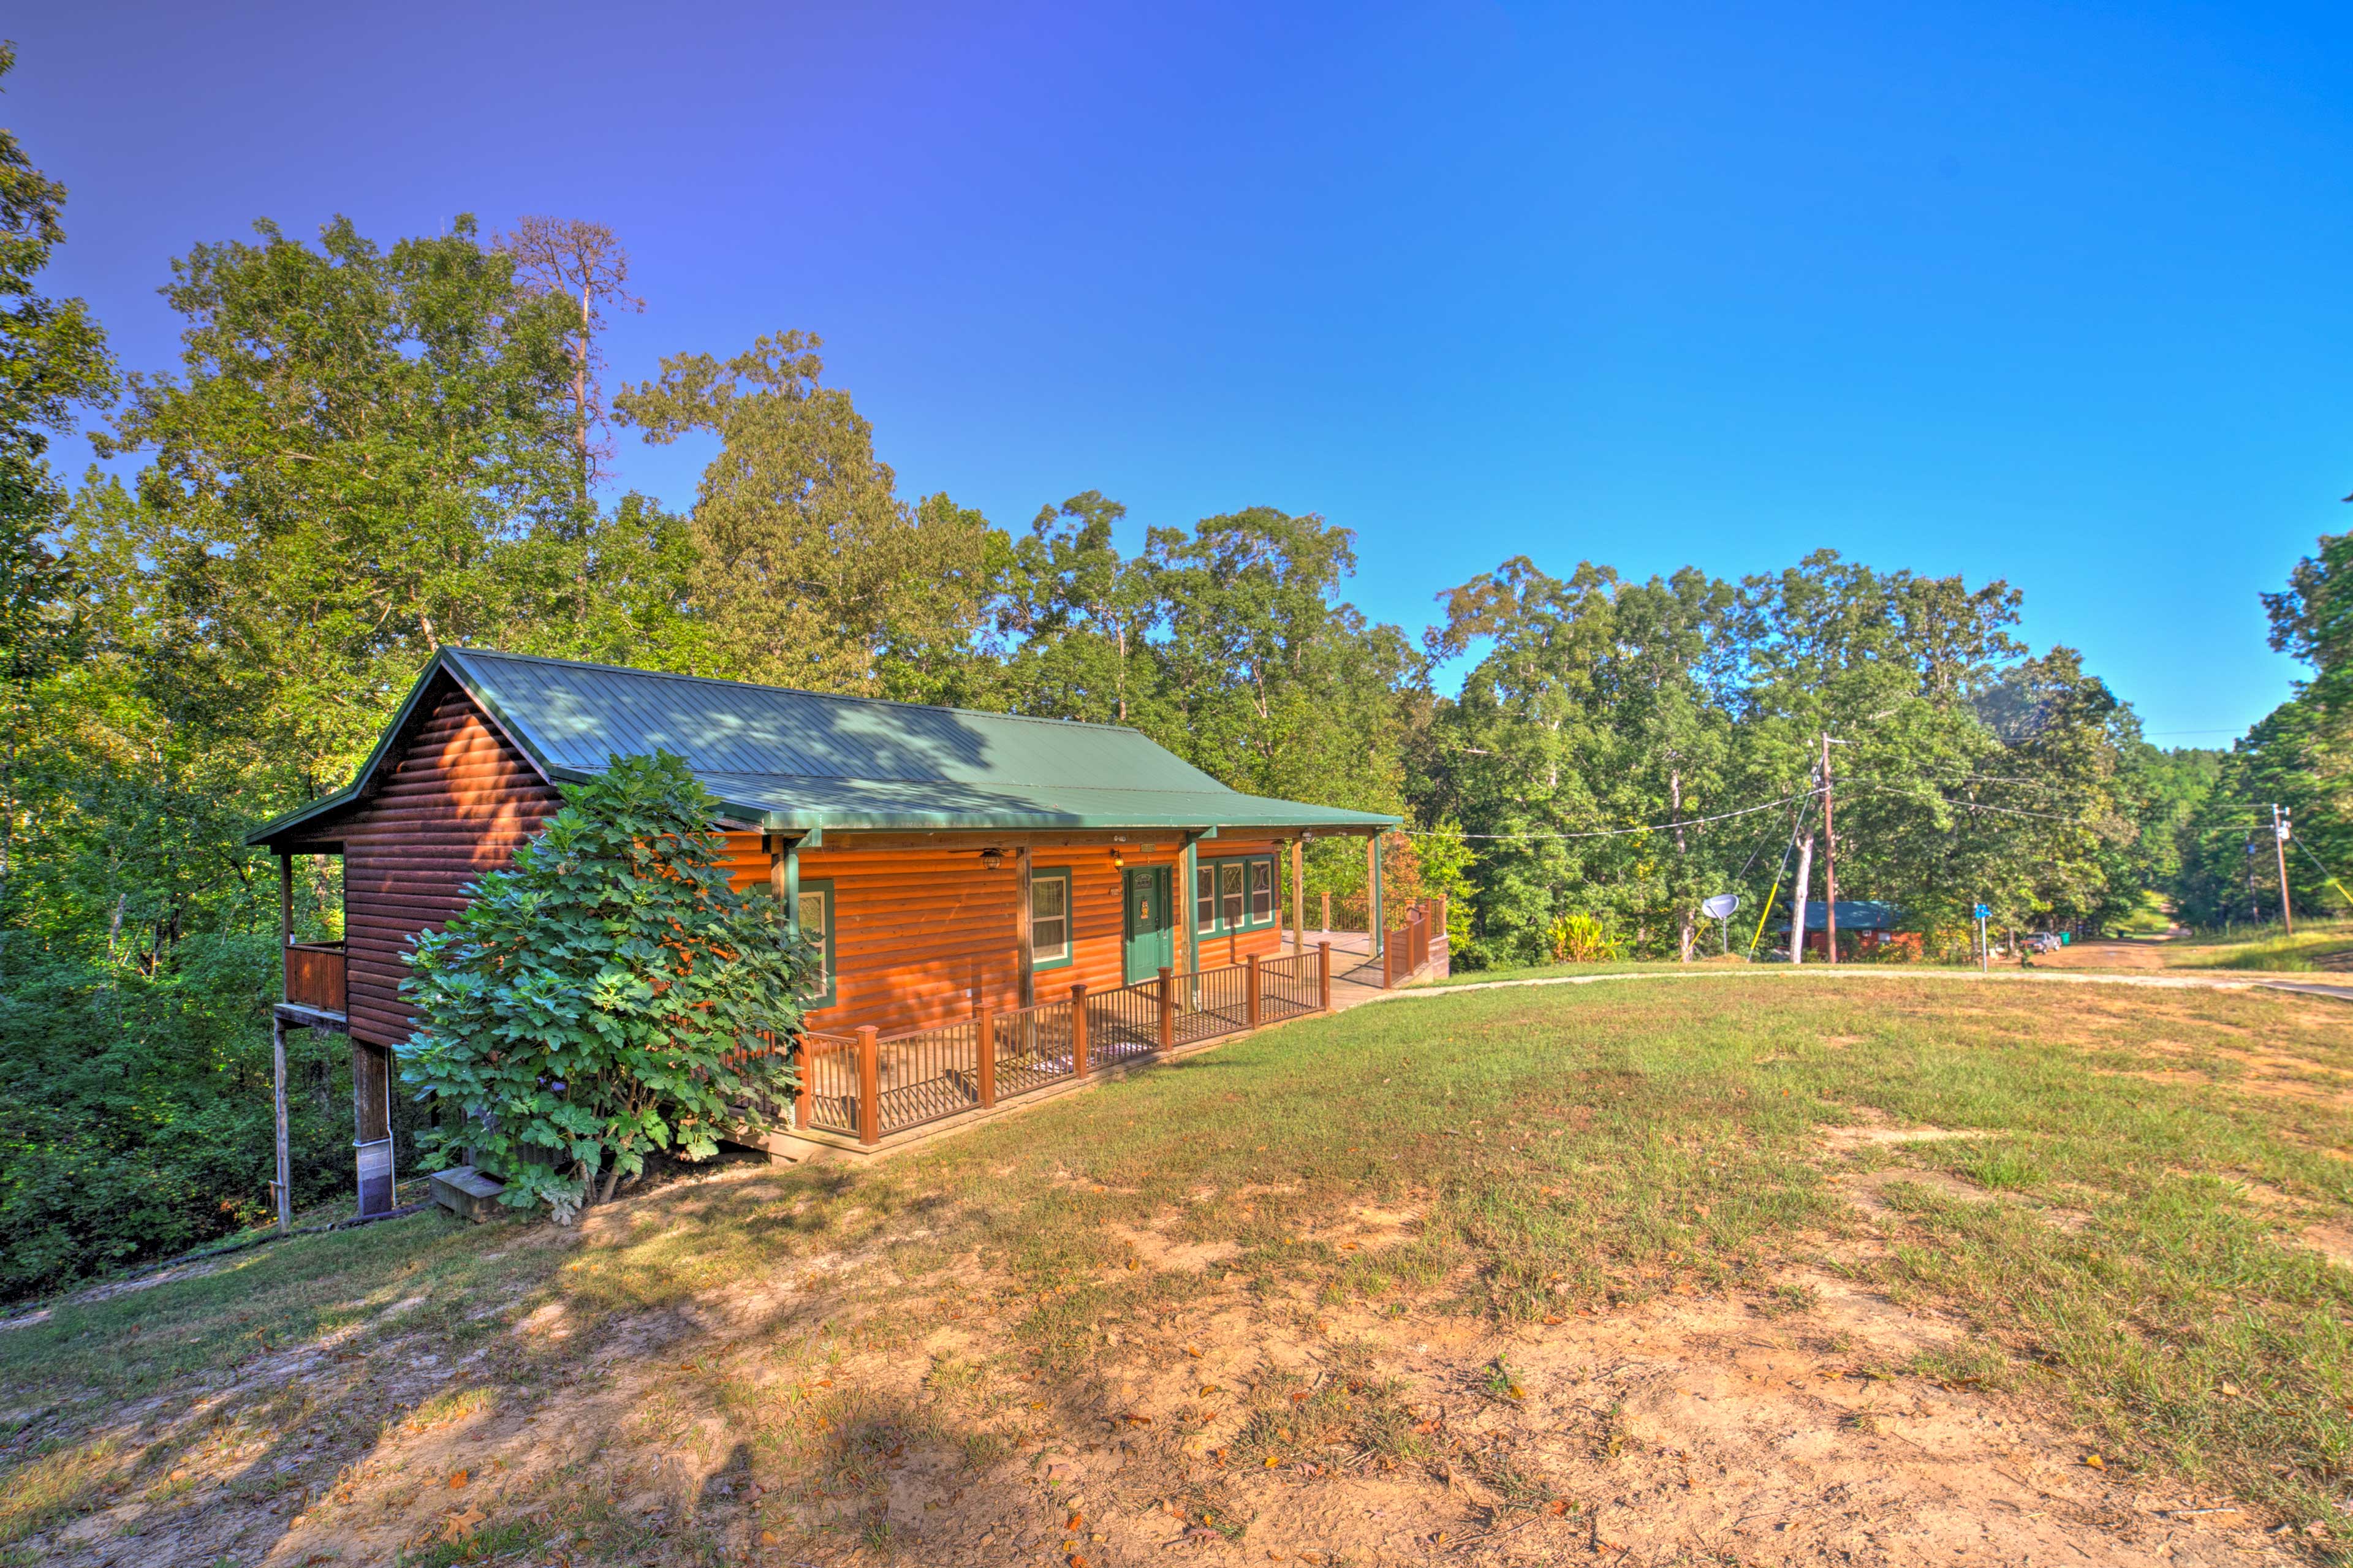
[751,894,1452,1160]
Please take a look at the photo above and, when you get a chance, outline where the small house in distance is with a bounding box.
[1774,899,1917,958]
[248,649,1423,1211]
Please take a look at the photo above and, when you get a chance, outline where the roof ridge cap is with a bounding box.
[447,646,1144,734]
[689,769,1251,796]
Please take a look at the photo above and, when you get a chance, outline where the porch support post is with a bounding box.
[272,1015,292,1234]
[976,1006,996,1108]
[1290,839,1304,956]
[1181,838,1199,977]
[1367,832,1384,958]
[278,851,293,1000]
[1246,953,1261,1027]
[771,833,801,922]
[1158,964,1175,1050]
[856,1026,881,1145]
[1070,982,1089,1076]
[1015,846,1034,1009]
[1317,941,1332,1011]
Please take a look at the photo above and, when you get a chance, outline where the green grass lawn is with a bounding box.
[4,976,2349,1564]
[2165,920,2353,973]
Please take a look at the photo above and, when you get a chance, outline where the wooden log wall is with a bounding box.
[296,673,564,1049]
[723,836,1290,1038]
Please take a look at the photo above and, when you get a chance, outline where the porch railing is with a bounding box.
[284,941,347,1013]
[1382,897,1449,988]
[790,942,1333,1146]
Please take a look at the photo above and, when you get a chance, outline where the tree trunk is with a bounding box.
[1670,767,1692,963]
[1789,833,1816,966]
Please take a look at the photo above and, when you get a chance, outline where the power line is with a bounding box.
[1841,781,2101,824]
[1397,786,1827,843]
[1403,773,2109,846]
[2284,833,2353,911]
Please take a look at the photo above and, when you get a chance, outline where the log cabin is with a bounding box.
[248,648,1410,1214]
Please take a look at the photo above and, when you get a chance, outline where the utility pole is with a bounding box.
[1821,733,1838,966]
[2275,804,2295,936]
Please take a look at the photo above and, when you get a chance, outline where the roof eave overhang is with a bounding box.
[746,807,1401,835]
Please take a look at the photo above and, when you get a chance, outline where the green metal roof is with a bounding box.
[250,648,1399,844]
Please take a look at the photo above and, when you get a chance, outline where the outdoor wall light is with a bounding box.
[979,847,1006,871]
[1111,850,1127,869]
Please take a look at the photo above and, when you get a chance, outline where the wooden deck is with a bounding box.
[749,914,1450,1164]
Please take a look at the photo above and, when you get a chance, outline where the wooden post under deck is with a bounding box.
[271,1015,291,1234]
[1157,964,1175,1050]
[1318,942,1333,1011]
[1070,981,1090,1075]
[1246,954,1261,1027]
[273,850,294,1232]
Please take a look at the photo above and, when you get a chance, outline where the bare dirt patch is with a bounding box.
[15,1212,2299,1568]
[1835,1167,1995,1222]
[2298,1222,2353,1270]
[1112,1217,1242,1274]
[1816,1121,1990,1155]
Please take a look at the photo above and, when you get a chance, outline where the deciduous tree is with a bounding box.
[615,331,996,694]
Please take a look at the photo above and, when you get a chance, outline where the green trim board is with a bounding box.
[249,648,1397,846]
[796,878,836,1009]
[1029,866,1074,972]
[1194,852,1278,936]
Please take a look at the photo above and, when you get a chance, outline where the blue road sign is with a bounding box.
[1972,904,1991,920]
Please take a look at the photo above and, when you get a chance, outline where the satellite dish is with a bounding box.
[1702,893,1741,920]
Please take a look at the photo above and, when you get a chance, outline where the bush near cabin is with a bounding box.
[398,753,814,1221]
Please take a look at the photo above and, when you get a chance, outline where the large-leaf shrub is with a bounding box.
[399,752,810,1220]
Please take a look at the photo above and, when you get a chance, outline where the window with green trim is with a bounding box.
[796,879,836,1009]
[1194,854,1277,936]
[1030,866,1072,971]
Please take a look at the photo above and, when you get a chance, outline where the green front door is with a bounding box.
[1123,866,1174,983]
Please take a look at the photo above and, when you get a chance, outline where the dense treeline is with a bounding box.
[2173,530,2353,926]
[0,50,2258,1294]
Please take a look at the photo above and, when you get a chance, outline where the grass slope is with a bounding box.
[2,976,2348,1564]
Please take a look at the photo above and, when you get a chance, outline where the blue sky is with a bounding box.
[17,1,2352,740]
